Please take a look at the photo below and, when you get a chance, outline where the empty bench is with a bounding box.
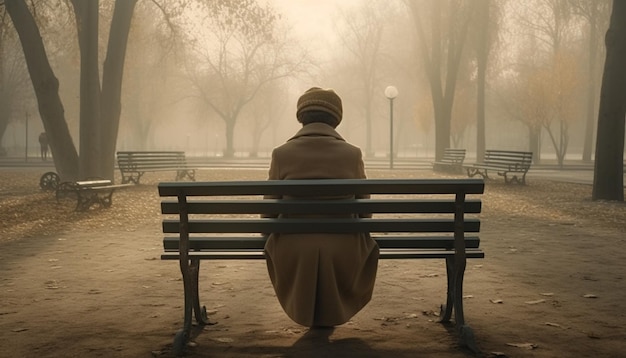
[433,148,466,173]
[116,151,196,184]
[56,179,131,211]
[159,178,485,355]
[463,150,533,185]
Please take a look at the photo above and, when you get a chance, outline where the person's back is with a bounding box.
[264,87,379,327]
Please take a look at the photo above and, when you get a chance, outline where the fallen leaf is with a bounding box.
[506,342,538,350]
[586,331,601,339]
[525,299,546,305]
[490,299,503,304]
[540,292,554,296]
[545,322,565,329]
[583,294,597,298]
[490,352,508,358]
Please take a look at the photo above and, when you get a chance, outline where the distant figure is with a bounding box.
[263,87,379,327]
[38,132,48,161]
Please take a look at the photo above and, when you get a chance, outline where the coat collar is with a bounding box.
[288,122,345,142]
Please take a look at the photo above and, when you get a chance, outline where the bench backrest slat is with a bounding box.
[162,218,481,234]
[484,150,532,169]
[440,148,466,163]
[158,179,484,197]
[161,199,482,215]
[117,151,188,170]
[162,235,481,250]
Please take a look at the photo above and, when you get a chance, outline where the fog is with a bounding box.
[1,0,620,163]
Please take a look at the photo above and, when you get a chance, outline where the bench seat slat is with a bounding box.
[161,199,482,215]
[162,218,481,234]
[161,249,485,261]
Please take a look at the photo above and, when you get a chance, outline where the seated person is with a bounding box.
[264,87,379,327]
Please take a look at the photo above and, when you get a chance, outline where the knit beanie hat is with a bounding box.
[296,87,343,126]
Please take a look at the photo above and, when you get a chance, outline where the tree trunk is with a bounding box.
[224,119,235,158]
[582,4,599,162]
[5,0,79,180]
[434,100,451,160]
[72,0,102,179]
[475,0,489,163]
[365,92,374,158]
[100,0,138,181]
[529,126,541,165]
[592,0,626,202]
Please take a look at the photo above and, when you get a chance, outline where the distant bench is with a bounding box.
[116,151,196,184]
[158,178,485,355]
[433,148,466,173]
[56,179,131,211]
[463,150,533,185]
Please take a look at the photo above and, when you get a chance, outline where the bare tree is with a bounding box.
[406,0,474,161]
[243,82,288,157]
[540,51,582,167]
[592,0,625,202]
[186,0,306,158]
[516,0,578,165]
[472,0,504,161]
[335,1,389,157]
[0,8,31,155]
[5,0,80,179]
[571,0,612,162]
[120,2,189,151]
[5,0,139,180]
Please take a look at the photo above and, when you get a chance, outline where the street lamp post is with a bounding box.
[384,85,398,169]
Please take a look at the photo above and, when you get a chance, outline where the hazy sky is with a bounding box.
[270,0,360,54]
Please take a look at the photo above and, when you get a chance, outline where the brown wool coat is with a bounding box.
[264,122,380,327]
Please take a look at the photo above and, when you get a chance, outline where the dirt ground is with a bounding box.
[1,167,625,358]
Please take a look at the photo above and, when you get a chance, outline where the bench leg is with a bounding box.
[120,173,133,184]
[173,258,213,356]
[176,169,196,181]
[502,173,526,185]
[100,190,114,208]
[511,172,528,185]
[466,167,488,180]
[440,256,455,323]
[190,259,211,325]
[440,257,480,354]
[121,172,142,185]
[76,192,98,211]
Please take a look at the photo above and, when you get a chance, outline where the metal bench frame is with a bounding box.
[464,150,533,184]
[56,179,131,211]
[158,178,485,355]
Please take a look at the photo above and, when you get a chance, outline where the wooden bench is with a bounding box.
[463,149,533,185]
[158,178,485,355]
[433,148,466,173]
[56,179,132,211]
[116,151,196,184]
